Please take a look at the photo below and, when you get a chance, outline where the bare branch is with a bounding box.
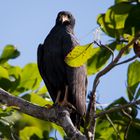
[122,109,133,140]
[114,55,137,66]
[95,99,140,118]
[94,40,115,62]
[0,88,87,140]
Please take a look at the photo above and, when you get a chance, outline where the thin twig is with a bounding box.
[95,99,140,118]
[93,40,115,62]
[122,109,133,140]
[97,102,121,140]
[114,55,137,66]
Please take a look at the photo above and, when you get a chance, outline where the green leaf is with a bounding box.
[8,66,21,80]
[20,126,43,140]
[127,60,140,86]
[0,106,13,117]
[37,86,48,95]
[0,78,12,91]
[0,45,20,63]
[65,43,95,67]
[124,5,140,35]
[127,125,140,140]
[115,0,137,3]
[23,93,53,106]
[0,120,12,139]
[135,87,140,100]
[96,119,124,140]
[52,123,65,138]
[87,42,115,75]
[19,63,42,90]
[106,97,128,110]
[36,86,50,99]
[97,3,133,38]
[0,66,9,79]
[127,60,140,101]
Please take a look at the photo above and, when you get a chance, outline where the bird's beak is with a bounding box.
[61,15,69,23]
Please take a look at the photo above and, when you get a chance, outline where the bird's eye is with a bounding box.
[68,14,71,19]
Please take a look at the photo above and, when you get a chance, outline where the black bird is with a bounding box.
[37,11,87,125]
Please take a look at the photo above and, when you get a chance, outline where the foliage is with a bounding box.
[95,0,140,139]
[0,45,64,140]
[65,43,95,67]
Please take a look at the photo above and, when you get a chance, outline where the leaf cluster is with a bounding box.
[0,45,64,140]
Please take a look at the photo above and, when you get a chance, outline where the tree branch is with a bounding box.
[114,55,137,66]
[86,32,140,140]
[0,88,87,140]
[95,99,140,118]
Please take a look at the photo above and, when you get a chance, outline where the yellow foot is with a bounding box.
[59,100,76,111]
[44,104,53,109]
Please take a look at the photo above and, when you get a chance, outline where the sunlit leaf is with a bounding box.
[19,63,42,90]
[96,119,124,140]
[36,86,51,99]
[52,123,65,138]
[37,86,48,95]
[23,93,53,106]
[115,0,137,4]
[65,43,95,67]
[20,126,43,140]
[19,114,53,137]
[127,60,140,100]
[87,42,115,75]
[127,60,140,87]
[8,66,21,80]
[0,45,20,63]
[97,3,133,38]
[0,66,9,79]
[0,106,13,117]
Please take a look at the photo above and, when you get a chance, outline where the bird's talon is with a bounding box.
[44,104,53,109]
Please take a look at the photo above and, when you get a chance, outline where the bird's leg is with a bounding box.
[61,85,68,106]
[55,90,61,104]
[61,85,76,111]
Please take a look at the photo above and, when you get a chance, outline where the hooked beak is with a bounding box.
[61,15,69,23]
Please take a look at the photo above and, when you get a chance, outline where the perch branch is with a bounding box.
[0,88,87,140]
[86,32,140,140]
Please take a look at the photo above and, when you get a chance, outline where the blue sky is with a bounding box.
[0,0,131,108]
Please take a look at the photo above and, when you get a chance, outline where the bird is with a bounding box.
[37,11,87,126]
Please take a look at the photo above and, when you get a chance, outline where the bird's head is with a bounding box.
[56,11,75,29]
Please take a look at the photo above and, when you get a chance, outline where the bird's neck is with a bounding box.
[65,26,74,34]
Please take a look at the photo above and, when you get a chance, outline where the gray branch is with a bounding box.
[0,88,87,140]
